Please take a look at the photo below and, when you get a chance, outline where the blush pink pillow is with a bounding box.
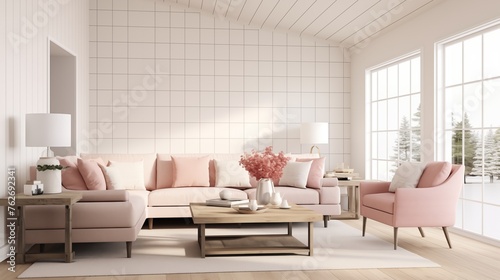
[58,157,87,190]
[172,156,210,187]
[77,158,106,190]
[417,161,452,188]
[297,157,326,189]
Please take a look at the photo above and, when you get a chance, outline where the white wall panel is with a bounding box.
[0,0,89,261]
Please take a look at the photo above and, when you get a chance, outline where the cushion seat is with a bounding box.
[245,186,320,205]
[149,187,248,206]
[24,193,146,229]
[362,193,395,214]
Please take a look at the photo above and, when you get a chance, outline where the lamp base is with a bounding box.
[309,145,321,155]
[36,157,62,194]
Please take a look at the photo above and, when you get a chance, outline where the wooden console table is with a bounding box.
[0,192,82,263]
[333,180,361,220]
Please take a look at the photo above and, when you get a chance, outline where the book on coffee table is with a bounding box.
[206,198,249,207]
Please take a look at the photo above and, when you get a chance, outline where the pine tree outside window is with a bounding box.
[436,21,500,241]
[367,53,421,181]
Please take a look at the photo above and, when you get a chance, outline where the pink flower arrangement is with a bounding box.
[239,146,290,181]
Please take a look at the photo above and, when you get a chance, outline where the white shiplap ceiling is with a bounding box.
[168,0,442,50]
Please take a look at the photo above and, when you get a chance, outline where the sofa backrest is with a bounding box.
[80,153,157,190]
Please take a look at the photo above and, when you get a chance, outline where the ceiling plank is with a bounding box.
[259,0,299,30]
[247,0,280,27]
[164,0,442,48]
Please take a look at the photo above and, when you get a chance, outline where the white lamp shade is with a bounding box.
[26,113,71,147]
[300,122,329,144]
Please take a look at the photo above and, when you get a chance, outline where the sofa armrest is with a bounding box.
[321,177,338,187]
[63,189,129,202]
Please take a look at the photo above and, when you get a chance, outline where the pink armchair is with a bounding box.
[360,162,464,249]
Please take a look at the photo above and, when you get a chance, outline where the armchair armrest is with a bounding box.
[63,189,129,202]
[360,181,390,197]
[393,186,459,226]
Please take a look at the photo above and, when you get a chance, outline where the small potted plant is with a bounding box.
[36,158,65,193]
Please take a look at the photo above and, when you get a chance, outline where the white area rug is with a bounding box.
[19,221,439,278]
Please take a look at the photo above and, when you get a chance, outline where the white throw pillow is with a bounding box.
[214,160,251,188]
[102,166,124,190]
[278,161,313,189]
[108,160,145,190]
[389,162,425,192]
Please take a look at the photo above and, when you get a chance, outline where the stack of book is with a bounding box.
[206,198,249,207]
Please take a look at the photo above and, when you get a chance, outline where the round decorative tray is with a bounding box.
[233,205,268,214]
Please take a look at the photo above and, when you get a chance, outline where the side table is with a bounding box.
[0,192,82,263]
[332,180,362,220]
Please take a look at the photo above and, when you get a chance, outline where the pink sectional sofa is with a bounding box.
[78,153,341,228]
[23,153,340,258]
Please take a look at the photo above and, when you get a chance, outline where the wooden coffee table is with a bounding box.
[190,203,322,258]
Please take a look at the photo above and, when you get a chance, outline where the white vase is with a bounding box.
[270,192,282,206]
[36,157,62,194]
[256,178,275,205]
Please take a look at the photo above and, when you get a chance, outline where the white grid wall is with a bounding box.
[89,0,351,170]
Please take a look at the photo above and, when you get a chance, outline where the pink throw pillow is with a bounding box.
[58,157,87,190]
[296,157,325,189]
[77,158,106,190]
[172,156,210,187]
[417,161,452,188]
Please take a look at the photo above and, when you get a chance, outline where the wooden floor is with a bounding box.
[2,218,500,280]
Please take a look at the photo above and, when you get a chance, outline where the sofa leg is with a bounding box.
[418,227,425,237]
[126,242,132,258]
[394,227,398,250]
[323,215,330,227]
[443,227,452,248]
[362,217,367,236]
[148,218,153,230]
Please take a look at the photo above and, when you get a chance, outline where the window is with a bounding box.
[367,54,421,181]
[437,23,500,240]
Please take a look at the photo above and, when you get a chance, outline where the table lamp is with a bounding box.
[300,122,328,155]
[26,113,71,193]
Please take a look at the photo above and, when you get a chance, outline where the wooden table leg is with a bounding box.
[308,222,314,256]
[287,222,292,236]
[199,224,206,258]
[65,205,73,263]
[17,206,25,264]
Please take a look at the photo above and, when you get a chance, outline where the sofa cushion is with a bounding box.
[389,162,425,192]
[278,161,312,189]
[245,187,320,204]
[58,156,87,190]
[24,194,146,229]
[149,187,247,206]
[296,157,326,189]
[77,158,106,190]
[417,161,452,188]
[101,165,124,190]
[80,153,157,190]
[214,159,251,188]
[362,193,395,214]
[108,160,146,190]
[172,156,210,187]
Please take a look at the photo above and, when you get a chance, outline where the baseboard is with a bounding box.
[449,227,500,248]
